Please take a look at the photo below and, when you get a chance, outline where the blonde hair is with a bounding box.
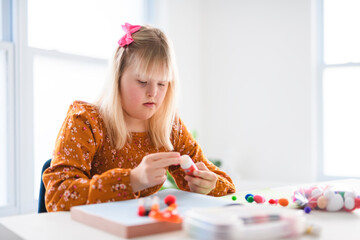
[95,25,179,150]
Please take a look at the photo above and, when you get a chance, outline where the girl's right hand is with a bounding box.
[130,152,181,192]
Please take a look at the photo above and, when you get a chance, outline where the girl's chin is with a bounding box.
[124,108,156,121]
[134,113,156,121]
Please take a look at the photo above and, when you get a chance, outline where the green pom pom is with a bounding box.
[232,196,237,201]
[247,196,254,203]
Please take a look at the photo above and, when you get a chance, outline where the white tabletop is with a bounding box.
[1,179,360,240]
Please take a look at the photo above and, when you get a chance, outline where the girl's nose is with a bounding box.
[146,82,157,97]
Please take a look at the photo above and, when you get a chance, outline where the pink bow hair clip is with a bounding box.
[118,23,141,47]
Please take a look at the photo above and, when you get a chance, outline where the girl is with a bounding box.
[43,23,235,212]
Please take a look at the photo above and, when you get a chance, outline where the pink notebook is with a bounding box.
[70,189,232,238]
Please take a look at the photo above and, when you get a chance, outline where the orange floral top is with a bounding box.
[43,101,235,212]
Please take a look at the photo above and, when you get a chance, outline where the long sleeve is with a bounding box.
[43,102,138,212]
[169,118,236,196]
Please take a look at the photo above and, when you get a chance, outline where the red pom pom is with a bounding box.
[138,205,146,216]
[164,195,176,206]
[355,198,360,208]
[268,199,277,204]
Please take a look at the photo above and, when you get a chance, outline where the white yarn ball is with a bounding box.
[324,190,335,199]
[344,191,356,199]
[344,198,355,210]
[326,194,344,212]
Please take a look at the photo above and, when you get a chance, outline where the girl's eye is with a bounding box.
[158,83,166,87]
[138,80,147,85]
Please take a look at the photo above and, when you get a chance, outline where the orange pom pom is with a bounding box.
[278,198,289,207]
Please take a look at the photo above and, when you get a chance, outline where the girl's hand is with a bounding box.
[184,162,218,195]
[130,152,181,192]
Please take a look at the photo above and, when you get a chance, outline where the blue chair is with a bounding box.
[38,159,52,213]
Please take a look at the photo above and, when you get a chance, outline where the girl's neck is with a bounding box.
[124,114,147,133]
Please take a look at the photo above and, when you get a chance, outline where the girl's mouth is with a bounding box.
[143,102,155,108]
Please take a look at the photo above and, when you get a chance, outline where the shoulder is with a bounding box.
[170,116,198,151]
[171,116,188,137]
[171,115,182,131]
[57,101,105,152]
[66,100,102,120]
[67,100,99,116]
[66,100,104,127]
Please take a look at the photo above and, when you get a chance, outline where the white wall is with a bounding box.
[154,0,205,137]
[155,0,318,183]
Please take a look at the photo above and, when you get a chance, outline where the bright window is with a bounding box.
[323,67,360,177]
[323,0,360,64]
[28,0,147,200]
[28,0,145,59]
[322,0,360,178]
[33,55,108,198]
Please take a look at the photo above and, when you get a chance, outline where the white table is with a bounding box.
[1,179,360,240]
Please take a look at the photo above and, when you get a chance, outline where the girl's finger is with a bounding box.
[153,168,167,178]
[193,170,217,182]
[192,162,215,180]
[195,162,209,171]
[188,183,210,194]
[153,157,181,168]
[154,175,167,185]
[185,175,214,189]
[148,152,180,161]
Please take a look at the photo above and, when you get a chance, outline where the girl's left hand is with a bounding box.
[184,162,217,195]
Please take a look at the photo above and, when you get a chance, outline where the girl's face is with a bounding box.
[120,63,169,126]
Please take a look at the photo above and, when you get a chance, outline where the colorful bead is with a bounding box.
[304,206,312,214]
[253,195,266,204]
[278,198,289,207]
[344,197,355,210]
[247,196,254,203]
[293,186,360,213]
[138,205,146,216]
[317,196,327,209]
[268,199,277,204]
[326,194,344,212]
[164,194,176,206]
[355,198,360,208]
[245,194,254,201]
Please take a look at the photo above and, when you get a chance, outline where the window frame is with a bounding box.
[0,41,16,217]
[318,0,360,180]
[0,0,17,217]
